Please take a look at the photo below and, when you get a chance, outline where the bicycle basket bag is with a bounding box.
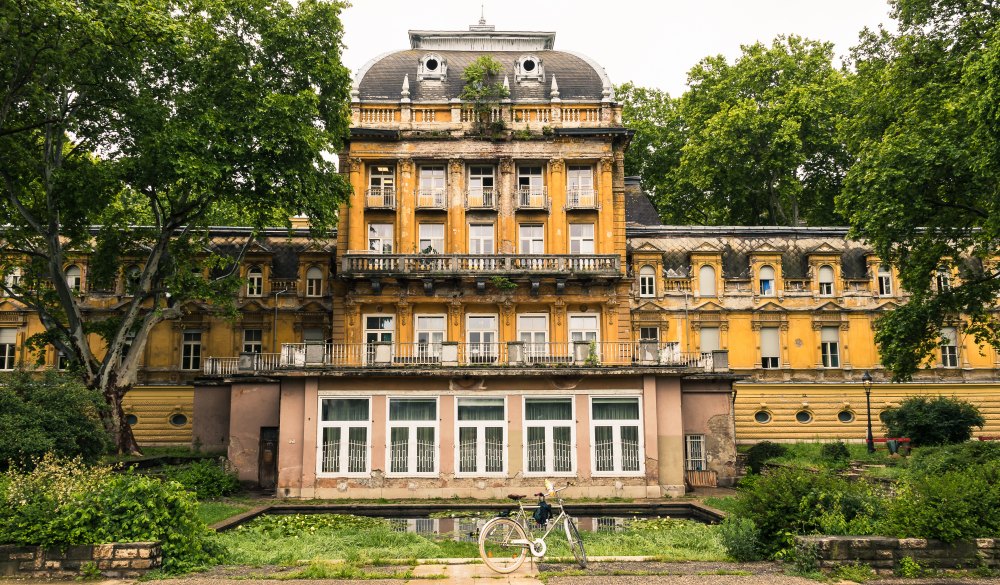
[533,500,553,525]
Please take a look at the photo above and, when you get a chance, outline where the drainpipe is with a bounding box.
[272,288,293,354]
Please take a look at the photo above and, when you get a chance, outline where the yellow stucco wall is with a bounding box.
[122,386,194,445]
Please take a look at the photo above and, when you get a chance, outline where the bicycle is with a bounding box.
[478,480,587,573]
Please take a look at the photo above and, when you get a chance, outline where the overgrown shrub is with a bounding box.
[163,459,241,498]
[820,441,851,469]
[718,516,763,561]
[880,396,985,446]
[0,371,109,470]
[905,441,1000,477]
[744,441,787,474]
[731,467,881,557]
[0,455,222,573]
[881,460,1000,542]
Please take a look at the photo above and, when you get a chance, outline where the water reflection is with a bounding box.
[387,516,632,541]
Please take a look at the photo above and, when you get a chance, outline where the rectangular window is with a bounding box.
[517,166,545,208]
[821,326,840,368]
[367,165,395,208]
[468,165,495,208]
[592,397,642,474]
[639,327,659,342]
[525,397,574,475]
[760,327,779,369]
[306,268,323,297]
[181,331,201,370]
[303,327,325,343]
[417,165,446,208]
[467,315,498,363]
[246,268,263,297]
[941,326,958,367]
[0,328,14,370]
[569,224,595,254]
[319,398,371,476]
[937,268,952,292]
[457,397,505,475]
[518,314,549,362]
[417,224,444,254]
[519,224,544,254]
[639,266,656,298]
[878,266,893,296]
[415,315,445,360]
[243,329,263,354]
[57,350,70,371]
[685,434,705,471]
[569,315,599,343]
[469,224,495,255]
[368,223,393,254]
[364,315,393,363]
[388,398,438,475]
[700,327,720,353]
[567,166,595,202]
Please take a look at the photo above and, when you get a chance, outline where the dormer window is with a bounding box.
[516,55,544,82]
[418,54,447,81]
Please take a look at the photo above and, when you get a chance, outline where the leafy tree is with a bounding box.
[460,55,509,134]
[619,36,851,226]
[880,395,985,446]
[0,0,353,453]
[0,371,109,469]
[839,0,1000,380]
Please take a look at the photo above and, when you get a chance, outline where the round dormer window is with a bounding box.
[418,54,446,80]
[516,55,543,82]
[522,58,536,72]
[425,58,439,71]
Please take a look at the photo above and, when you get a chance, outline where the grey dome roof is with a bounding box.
[356,49,610,103]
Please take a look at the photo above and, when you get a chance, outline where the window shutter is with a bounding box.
[698,265,716,296]
[760,327,780,357]
[0,328,15,344]
[821,327,839,343]
[700,327,720,352]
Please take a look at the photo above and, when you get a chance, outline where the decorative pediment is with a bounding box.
[694,300,726,312]
[814,300,845,312]
[633,300,667,313]
[807,242,840,255]
[751,244,783,255]
[754,301,787,312]
[690,241,722,253]
[298,300,330,313]
[633,241,662,253]
[238,299,268,312]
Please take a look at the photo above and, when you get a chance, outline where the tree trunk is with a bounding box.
[99,383,142,456]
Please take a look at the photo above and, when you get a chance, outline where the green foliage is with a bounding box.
[906,440,1000,477]
[839,1,1000,380]
[895,556,926,578]
[731,467,881,557]
[0,372,109,470]
[619,35,849,226]
[882,460,1000,542]
[718,516,764,561]
[784,540,820,576]
[880,396,985,446]
[0,456,221,573]
[76,561,102,581]
[744,441,787,474]
[460,56,509,133]
[232,513,389,538]
[489,276,518,291]
[819,441,852,468]
[162,459,241,499]
[830,562,877,583]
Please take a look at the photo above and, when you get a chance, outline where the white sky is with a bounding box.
[340,0,895,97]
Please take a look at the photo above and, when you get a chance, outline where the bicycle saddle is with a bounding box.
[507,494,527,501]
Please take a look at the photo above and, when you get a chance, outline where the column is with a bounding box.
[398,159,414,253]
[598,157,614,254]
[548,159,566,253]
[347,158,365,252]
[448,159,465,253]
[498,158,516,253]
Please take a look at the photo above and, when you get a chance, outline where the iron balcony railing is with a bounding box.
[565,187,598,210]
[341,253,620,277]
[365,187,396,209]
[415,189,447,209]
[516,187,549,210]
[465,188,497,210]
[204,342,728,375]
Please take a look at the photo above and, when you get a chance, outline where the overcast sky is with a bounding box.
[340,0,896,97]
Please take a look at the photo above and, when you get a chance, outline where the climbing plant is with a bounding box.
[461,56,509,134]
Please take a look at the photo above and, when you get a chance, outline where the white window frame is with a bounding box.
[639,265,656,298]
[363,314,394,363]
[454,397,507,477]
[518,313,549,361]
[759,266,775,297]
[469,223,495,255]
[941,326,959,368]
[417,223,445,254]
[368,223,394,254]
[568,314,600,343]
[368,165,395,190]
[569,224,595,255]
[590,396,644,477]
[818,265,835,296]
[519,224,545,254]
[567,165,595,207]
[698,265,717,297]
[386,397,439,477]
[306,267,324,297]
[0,328,16,370]
[65,265,82,292]
[414,314,446,360]
[936,267,952,292]
[181,330,202,370]
[417,165,447,207]
[243,329,262,354]
[685,434,706,471]
[466,314,499,364]
[821,327,840,368]
[317,397,372,478]
[517,165,544,192]
[3,267,22,293]
[877,265,893,296]
[523,396,576,477]
[467,165,496,208]
[246,266,263,297]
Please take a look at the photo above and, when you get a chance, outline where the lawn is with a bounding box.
[212,514,727,565]
[198,500,255,525]
[750,441,911,479]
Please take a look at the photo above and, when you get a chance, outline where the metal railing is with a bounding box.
[365,187,396,209]
[516,187,549,210]
[566,187,597,209]
[341,253,620,276]
[465,188,496,210]
[415,189,447,209]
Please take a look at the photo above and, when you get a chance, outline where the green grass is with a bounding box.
[198,500,254,525]
[213,514,726,565]
[701,496,738,514]
[276,560,433,580]
[755,442,911,479]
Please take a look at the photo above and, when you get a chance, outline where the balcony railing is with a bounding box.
[365,187,396,209]
[465,188,497,210]
[566,188,598,210]
[516,187,549,210]
[341,253,620,278]
[204,342,728,374]
[416,189,447,209]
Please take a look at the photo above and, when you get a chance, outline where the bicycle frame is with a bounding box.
[494,487,573,558]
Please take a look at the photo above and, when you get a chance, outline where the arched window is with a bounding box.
[818,265,834,296]
[246,266,263,297]
[65,265,82,292]
[639,266,656,298]
[698,265,716,297]
[759,266,775,296]
[306,267,323,297]
[877,265,893,296]
[125,265,141,295]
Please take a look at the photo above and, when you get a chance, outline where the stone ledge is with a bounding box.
[0,542,161,578]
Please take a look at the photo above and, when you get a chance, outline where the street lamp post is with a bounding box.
[862,370,874,453]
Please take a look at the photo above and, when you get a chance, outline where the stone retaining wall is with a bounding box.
[797,535,1000,572]
[0,542,162,578]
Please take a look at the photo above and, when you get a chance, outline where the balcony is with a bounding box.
[465,188,497,210]
[203,342,729,374]
[565,187,598,210]
[365,187,396,210]
[516,187,549,211]
[340,253,621,278]
[416,189,447,210]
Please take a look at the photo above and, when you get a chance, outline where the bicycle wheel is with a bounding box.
[479,517,529,574]
[564,517,587,569]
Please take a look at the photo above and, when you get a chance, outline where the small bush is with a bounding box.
[745,441,787,474]
[163,459,241,498]
[0,455,221,573]
[906,441,1000,477]
[820,441,851,468]
[831,562,876,583]
[881,396,985,446]
[895,556,926,578]
[718,516,763,561]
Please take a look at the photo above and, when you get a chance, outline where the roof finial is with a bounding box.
[469,5,495,31]
[550,75,560,100]
[401,74,411,103]
[480,4,486,25]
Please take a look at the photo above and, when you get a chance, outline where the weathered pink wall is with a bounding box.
[192,384,231,453]
[227,382,280,481]
[277,379,305,496]
[655,377,684,495]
